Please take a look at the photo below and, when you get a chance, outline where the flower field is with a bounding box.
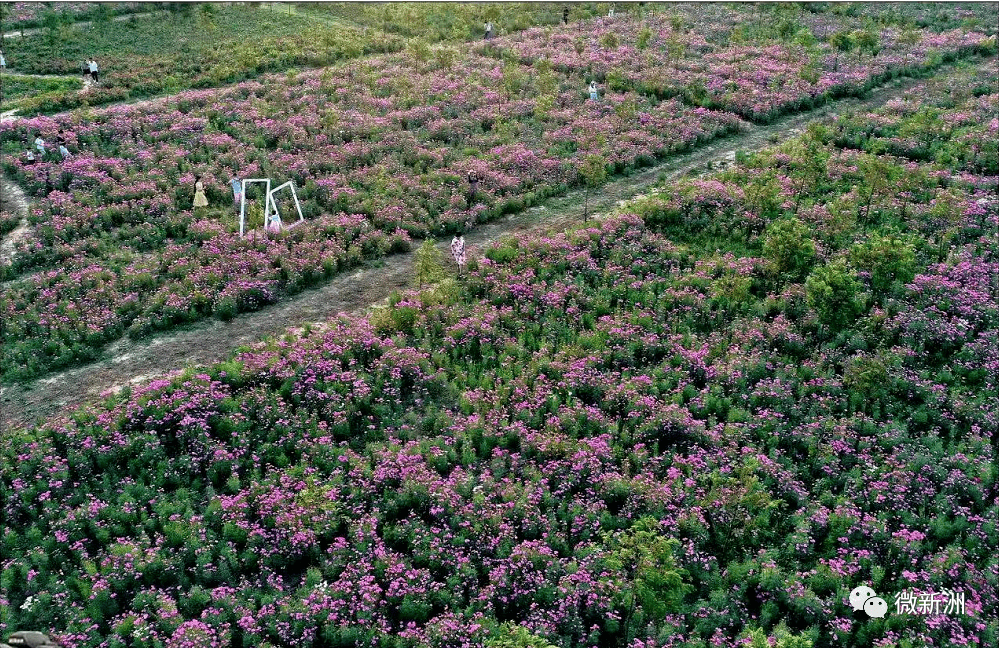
[2,48,997,648]
[0,2,146,30]
[2,5,996,383]
[484,6,994,122]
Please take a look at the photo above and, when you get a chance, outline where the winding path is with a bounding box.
[0,62,990,430]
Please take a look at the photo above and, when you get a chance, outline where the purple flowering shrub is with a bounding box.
[4,66,998,645]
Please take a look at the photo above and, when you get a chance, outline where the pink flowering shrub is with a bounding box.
[3,69,998,645]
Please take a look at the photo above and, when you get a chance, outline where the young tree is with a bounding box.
[414,238,446,288]
[829,31,853,71]
[762,217,817,280]
[853,29,879,61]
[850,234,916,295]
[856,153,900,224]
[601,517,691,646]
[580,154,608,222]
[805,259,865,331]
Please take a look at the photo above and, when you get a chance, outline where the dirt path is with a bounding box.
[1,10,170,39]
[0,62,989,430]
[0,177,32,266]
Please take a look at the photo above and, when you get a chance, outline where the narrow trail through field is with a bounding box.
[0,177,32,267]
[0,62,986,430]
[1,10,170,40]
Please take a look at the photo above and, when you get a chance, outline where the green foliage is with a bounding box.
[414,239,446,288]
[742,621,818,648]
[849,234,916,294]
[637,27,653,50]
[486,623,559,648]
[805,259,866,330]
[600,31,621,49]
[580,154,609,221]
[601,518,692,643]
[762,218,817,280]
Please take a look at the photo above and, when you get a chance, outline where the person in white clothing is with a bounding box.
[88,59,99,83]
[34,135,46,154]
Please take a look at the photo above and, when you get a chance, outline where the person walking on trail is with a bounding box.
[466,170,479,208]
[193,176,209,209]
[484,21,494,40]
[231,177,242,214]
[589,81,599,101]
[88,59,99,84]
[451,235,466,274]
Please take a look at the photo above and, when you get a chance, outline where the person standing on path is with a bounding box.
[451,235,466,275]
[193,176,209,209]
[231,177,242,214]
[89,59,99,84]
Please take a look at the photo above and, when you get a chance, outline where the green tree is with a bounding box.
[784,137,830,214]
[762,217,817,280]
[743,621,818,648]
[601,517,691,646]
[829,31,854,71]
[805,259,865,330]
[501,60,528,100]
[580,154,608,222]
[637,27,653,50]
[856,153,901,224]
[853,29,879,61]
[486,623,559,648]
[850,234,916,295]
[414,238,446,288]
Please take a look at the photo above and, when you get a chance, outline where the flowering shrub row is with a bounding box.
[0,27,748,381]
[2,67,997,647]
[482,7,996,122]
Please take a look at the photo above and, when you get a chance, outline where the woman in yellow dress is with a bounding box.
[193,176,209,209]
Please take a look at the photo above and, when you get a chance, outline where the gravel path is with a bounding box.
[0,61,991,431]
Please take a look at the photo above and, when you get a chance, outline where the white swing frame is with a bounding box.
[238,178,305,237]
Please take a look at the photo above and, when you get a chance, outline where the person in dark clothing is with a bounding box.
[563,6,570,24]
[466,171,479,208]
